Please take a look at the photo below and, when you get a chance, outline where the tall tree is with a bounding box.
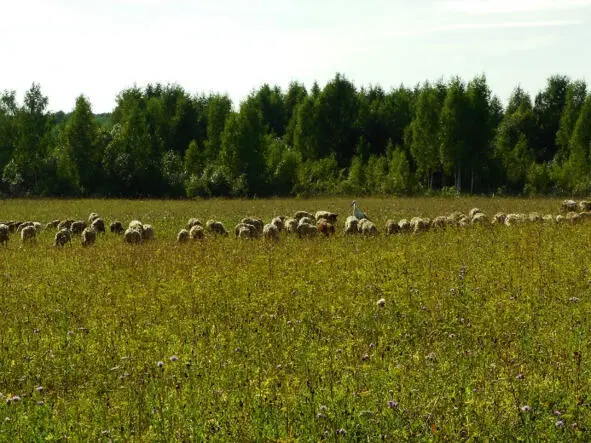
[410,83,441,189]
[556,80,587,162]
[204,94,232,162]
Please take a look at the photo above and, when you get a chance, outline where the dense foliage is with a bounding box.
[1,74,590,197]
[0,197,590,440]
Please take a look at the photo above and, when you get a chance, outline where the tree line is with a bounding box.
[0,73,590,198]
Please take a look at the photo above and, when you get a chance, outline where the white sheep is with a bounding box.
[263,223,279,242]
[431,216,449,230]
[297,222,317,238]
[241,218,263,234]
[189,225,205,240]
[410,217,430,234]
[91,218,106,234]
[344,216,359,235]
[294,210,313,221]
[283,218,298,234]
[385,219,400,235]
[206,220,228,236]
[491,212,506,225]
[561,200,578,212]
[124,228,142,244]
[58,219,75,230]
[398,219,412,233]
[20,225,36,243]
[527,212,542,223]
[468,208,483,219]
[315,211,338,224]
[579,201,591,212]
[177,229,189,243]
[471,212,489,225]
[186,218,202,230]
[359,219,379,236]
[54,228,71,247]
[88,212,100,223]
[70,220,87,235]
[110,221,124,234]
[271,216,285,232]
[504,213,526,226]
[234,223,258,238]
[142,224,154,240]
[81,227,97,247]
[0,223,9,246]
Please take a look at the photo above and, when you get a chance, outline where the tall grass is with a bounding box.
[0,197,589,440]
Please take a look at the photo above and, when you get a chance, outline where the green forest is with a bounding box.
[0,73,590,198]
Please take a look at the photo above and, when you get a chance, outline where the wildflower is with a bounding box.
[316,413,326,419]
[37,401,44,406]
[388,400,399,409]
[157,361,164,368]
[169,355,178,362]
[320,405,327,412]
[552,410,562,416]
[369,343,375,349]
[67,331,73,336]
[520,405,531,412]
[569,297,580,303]
[276,364,283,370]
[449,333,456,338]
[572,422,578,429]
[516,373,525,380]
[555,420,564,428]
[376,298,386,307]
[336,428,347,435]
[362,353,369,361]
[35,386,43,392]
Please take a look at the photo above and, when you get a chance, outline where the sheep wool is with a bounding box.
[142,224,154,240]
[189,225,205,240]
[110,221,124,234]
[124,228,142,244]
[81,227,97,247]
[20,225,36,243]
[91,218,106,234]
[263,223,279,241]
[177,229,189,243]
[54,228,71,247]
[70,221,87,235]
[0,223,9,246]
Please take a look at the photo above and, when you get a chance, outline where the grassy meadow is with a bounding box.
[0,196,590,440]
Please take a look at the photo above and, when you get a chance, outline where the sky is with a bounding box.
[1,0,590,113]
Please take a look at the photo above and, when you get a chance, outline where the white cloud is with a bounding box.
[430,20,581,31]
[442,0,591,14]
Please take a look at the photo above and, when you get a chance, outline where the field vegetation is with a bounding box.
[0,197,590,440]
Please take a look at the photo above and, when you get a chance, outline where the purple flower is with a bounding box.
[516,373,524,380]
[169,355,178,362]
[369,343,375,349]
[336,428,347,435]
[157,361,164,368]
[362,353,369,361]
[67,331,74,336]
[376,298,386,307]
[552,409,562,416]
[388,400,399,409]
[316,413,326,419]
[37,401,44,406]
[520,405,531,412]
[555,420,564,428]
[35,386,43,392]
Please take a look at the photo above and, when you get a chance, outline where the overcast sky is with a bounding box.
[1,0,590,113]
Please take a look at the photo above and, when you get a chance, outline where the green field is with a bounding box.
[0,197,590,440]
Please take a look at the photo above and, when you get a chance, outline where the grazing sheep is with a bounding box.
[142,224,154,240]
[32,222,43,233]
[458,216,471,228]
[298,216,315,227]
[344,216,359,235]
[189,225,205,240]
[315,211,338,224]
[6,221,17,233]
[294,210,313,221]
[579,201,591,212]
[110,221,124,234]
[579,211,591,222]
[468,208,483,219]
[241,218,263,234]
[237,226,256,239]
[88,212,100,223]
[206,220,228,236]
[70,221,87,235]
[54,228,71,247]
[91,218,105,234]
[124,228,142,244]
[297,222,317,238]
[283,218,298,234]
[431,216,448,230]
[317,220,335,237]
[528,212,543,223]
[504,213,526,226]
[20,225,36,243]
[566,212,581,224]
[398,219,412,233]
[270,216,285,232]
[410,217,430,234]
[81,227,97,247]
[0,223,9,246]
[492,212,506,225]
[448,211,467,223]
[58,219,75,231]
[46,220,60,230]
[263,223,279,241]
[555,214,566,224]
[359,219,379,236]
[471,212,489,225]
[561,200,578,212]
[177,229,189,243]
[542,214,555,223]
[186,218,202,230]
[234,223,258,238]
[128,220,143,233]
[385,219,401,235]
[17,221,34,233]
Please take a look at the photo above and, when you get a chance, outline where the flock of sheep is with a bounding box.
[0,199,589,248]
